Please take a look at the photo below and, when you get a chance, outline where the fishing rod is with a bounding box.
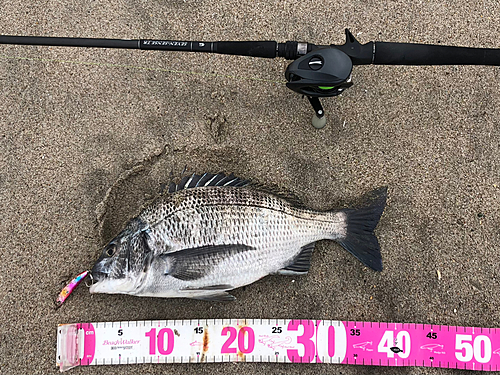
[2,29,500,128]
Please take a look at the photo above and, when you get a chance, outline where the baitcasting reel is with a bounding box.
[285,46,354,128]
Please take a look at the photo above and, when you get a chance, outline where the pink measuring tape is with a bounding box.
[57,318,500,371]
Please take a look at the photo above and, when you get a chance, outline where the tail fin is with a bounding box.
[336,187,388,271]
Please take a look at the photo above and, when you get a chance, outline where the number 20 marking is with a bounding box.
[221,326,255,354]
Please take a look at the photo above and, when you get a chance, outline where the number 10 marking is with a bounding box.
[145,328,174,355]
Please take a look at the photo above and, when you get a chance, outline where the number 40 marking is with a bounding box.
[377,331,411,359]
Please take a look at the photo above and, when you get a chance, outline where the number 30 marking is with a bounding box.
[286,320,315,363]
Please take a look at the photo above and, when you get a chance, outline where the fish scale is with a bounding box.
[90,174,387,300]
[143,188,342,252]
[167,205,334,257]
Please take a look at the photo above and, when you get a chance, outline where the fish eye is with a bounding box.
[105,245,116,257]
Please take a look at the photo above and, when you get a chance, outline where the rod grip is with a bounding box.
[374,42,500,65]
[214,41,277,58]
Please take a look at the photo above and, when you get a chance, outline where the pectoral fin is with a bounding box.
[160,244,255,281]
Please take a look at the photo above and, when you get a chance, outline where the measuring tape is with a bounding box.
[57,318,500,371]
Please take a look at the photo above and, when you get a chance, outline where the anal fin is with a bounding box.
[277,243,315,275]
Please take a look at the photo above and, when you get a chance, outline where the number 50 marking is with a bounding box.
[455,334,491,363]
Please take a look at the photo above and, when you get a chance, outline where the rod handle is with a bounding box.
[374,42,500,65]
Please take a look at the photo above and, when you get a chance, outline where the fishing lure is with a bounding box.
[55,270,89,308]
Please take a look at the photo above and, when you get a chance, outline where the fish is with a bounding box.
[90,173,387,301]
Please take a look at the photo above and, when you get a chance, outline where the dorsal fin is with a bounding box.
[245,182,305,207]
[168,173,250,193]
[167,173,304,206]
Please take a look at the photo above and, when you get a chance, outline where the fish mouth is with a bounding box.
[89,262,109,291]
[90,270,107,281]
[90,258,111,281]
[88,273,136,295]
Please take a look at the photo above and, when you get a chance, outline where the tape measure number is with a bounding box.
[56,319,500,372]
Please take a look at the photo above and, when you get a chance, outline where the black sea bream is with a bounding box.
[90,173,387,301]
